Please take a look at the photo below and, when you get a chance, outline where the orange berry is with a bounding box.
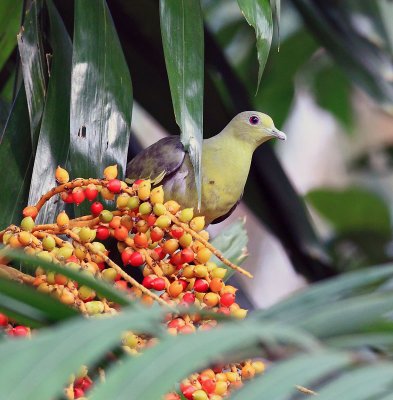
[209,278,224,293]
[114,226,129,241]
[168,281,184,298]
[22,205,38,219]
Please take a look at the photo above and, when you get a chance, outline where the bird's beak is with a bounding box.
[266,127,287,141]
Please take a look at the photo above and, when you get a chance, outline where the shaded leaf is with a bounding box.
[237,0,273,90]
[306,187,391,237]
[210,218,248,280]
[1,249,131,307]
[91,321,318,399]
[70,0,133,214]
[0,306,163,400]
[0,277,78,328]
[230,351,352,399]
[259,264,393,321]
[0,0,23,71]
[270,0,280,43]
[17,0,46,151]
[28,0,72,224]
[317,364,393,399]
[159,0,204,208]
[0,87,33,229]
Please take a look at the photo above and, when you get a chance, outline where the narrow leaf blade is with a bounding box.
[159,0,204,207]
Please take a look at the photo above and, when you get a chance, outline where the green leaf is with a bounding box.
[230,351,352,399]
[0,306,164,400]
[28,0,72,224]
[237,0,273,90]
[210,218,248,280]
[70,0,133,214]
[91,321,318,399]
[1,248,131,307]
[0,0,23,71]
[326,333,393,350]
[0,277,78,328]
[306,187,391,236]
[258,264,393,321]
[0,87,33,229]
[159,0,204,208]
[317,364,393,399]
[17,0,47,151]
[314,63,353,130]
[294,292,393,338]
[270,0,280,43]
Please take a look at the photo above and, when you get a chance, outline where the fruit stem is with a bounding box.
[65,229,173,309]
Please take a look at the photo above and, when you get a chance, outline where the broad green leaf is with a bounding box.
[317,364,393,399]
[28,0,72,224]
[0,87,33,229]
[258,264,393,321]
[0,306,163,400]
[17,0,46,151]
[306,187,391,236]
[160,0,204,208]
[230,351,352,399]
[0,0,23,71]
[1,249,131,307]
[210,218,248,280]
[0,277,77,328]
[237,0,273,90]
[70,0,133,214]
[91,321,319,399]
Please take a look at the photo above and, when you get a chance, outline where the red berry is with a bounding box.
[121,248,133,265]
[66,255,79,263]
[72,188,85,205]
[9,326,29,337]
[181,248,194,263]
[201,379,216,394]
[170,252,183,266]
[146,214,157,226]
[220,293,236,307]
[91,201,104,216]
[182,385,196,399]
[179,279,188,290]
[151,277,166,291]
[170,226,184,239]
[97,262,106,271]
[107,179,121,193]
[151,227,164,242]
[62,191,74,203]
[182,292,195,304]
[74,387,85,399]
[0,313,9,326]
[84,185,98,201]
[129,251,144,267]
[142,276,155,289]
[194,279,209,292]
[154,246,165,260]
[96,226,110,241]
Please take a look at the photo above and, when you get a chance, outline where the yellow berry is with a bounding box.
[56,211,69,229]
[103,164,118,180]
[55,166,69,184]
[138,180,151,201]
[150,186,164,204]
[190,216,205,231]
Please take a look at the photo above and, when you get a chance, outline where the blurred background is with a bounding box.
[2,0,393,309]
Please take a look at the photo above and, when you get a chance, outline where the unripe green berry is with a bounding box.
[139,202,152,215]
[21,216,35,232]
[155,215,171,229]
[127,196,140,210]
[42,236,56,251]
[102,267,117,282]
[99,210,113,223]
[79,227,92,242]
[179,208,194,223]
[56,246,73,261]
[116,193,130,209]
[85,301,104,315]
[153,203,166,216]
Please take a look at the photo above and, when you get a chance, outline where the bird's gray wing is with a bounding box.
[126,136,185,184]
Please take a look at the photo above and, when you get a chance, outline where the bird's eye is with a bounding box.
[249,115,259,125]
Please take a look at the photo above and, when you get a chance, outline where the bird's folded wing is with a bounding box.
[126,136,185,185]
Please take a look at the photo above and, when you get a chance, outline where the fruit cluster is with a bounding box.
[0,165,262,400]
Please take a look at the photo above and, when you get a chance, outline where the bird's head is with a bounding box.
[229,111,286,146]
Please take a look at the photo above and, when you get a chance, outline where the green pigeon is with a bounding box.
[126,111,286,224]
